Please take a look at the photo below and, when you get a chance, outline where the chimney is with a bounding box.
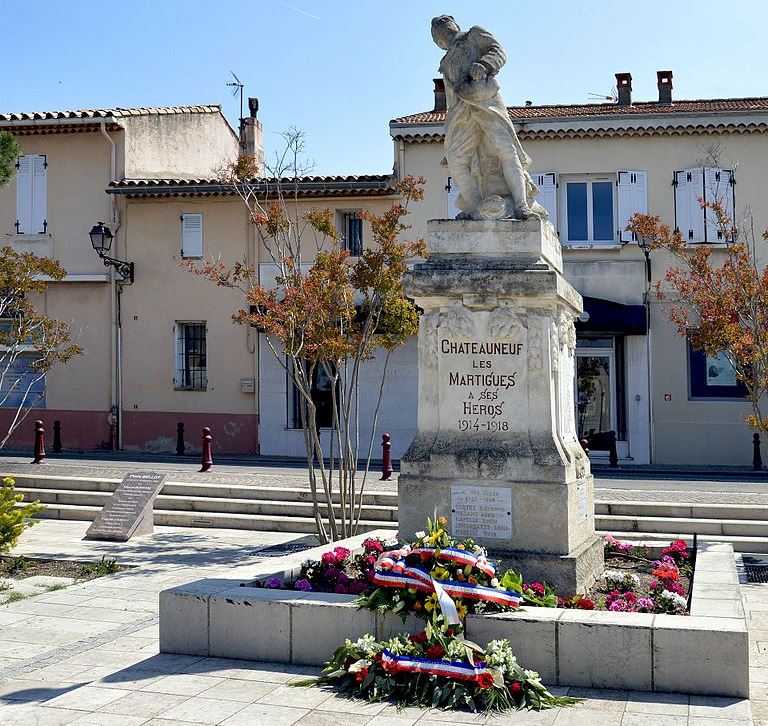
[433,78,446,112]
[657,70,673,104]
[242,97,264,175]
[615,72,632,106]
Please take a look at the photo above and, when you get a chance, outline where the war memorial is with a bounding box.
[158,14,750,712]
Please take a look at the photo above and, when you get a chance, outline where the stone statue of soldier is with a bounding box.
[431,15,542,221]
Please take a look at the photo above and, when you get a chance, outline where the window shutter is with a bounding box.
[446,176,460,218]
[15,155,33,234]
[181,213,203,257]
[616,170,648,242]
[532,172,558,230]
[674,168,705,243]
[31,155,47,233]
[704,168,734,241]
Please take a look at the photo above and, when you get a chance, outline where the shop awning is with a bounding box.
[575,296,647,335]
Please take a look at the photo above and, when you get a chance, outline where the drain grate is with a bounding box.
[745,565,768,583]
[253,538,317,557]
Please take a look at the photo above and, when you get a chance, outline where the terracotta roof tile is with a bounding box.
[0,105,223,123]
[391,97,768,125]
[107,174,397,199]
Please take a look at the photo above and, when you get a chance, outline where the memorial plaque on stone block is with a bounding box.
[85,472,167,542]
[450,484,512,540]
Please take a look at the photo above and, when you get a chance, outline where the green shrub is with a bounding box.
[81,556,120,577]
[0,476,43,554]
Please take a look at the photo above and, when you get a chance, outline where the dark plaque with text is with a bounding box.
[85,472,167,541]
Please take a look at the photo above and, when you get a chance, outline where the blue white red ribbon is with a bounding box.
[411,546,496,577]
[380,648,491,682]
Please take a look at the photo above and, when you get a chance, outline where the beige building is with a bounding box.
[0,105,240,450]
[391,71,768,466]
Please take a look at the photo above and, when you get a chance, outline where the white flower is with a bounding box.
[490,578,499,588]
[415,531,426,539]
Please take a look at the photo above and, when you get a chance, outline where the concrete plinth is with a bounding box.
[400,217,602,593]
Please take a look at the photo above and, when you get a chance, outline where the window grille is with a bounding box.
[175,322,207,390]
[341,212,363,256]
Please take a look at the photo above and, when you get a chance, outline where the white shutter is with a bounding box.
[181,213,203,257]
[674,167,705,243]
[31,155,47,234]
[704,168,734,242]
[533,172,558,230]
[616,170,648,242]
[446,176,460,219]
[15,155,33,234]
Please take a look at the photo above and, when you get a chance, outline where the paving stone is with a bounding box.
[688,694,752,720]
[70,713,147,726]
[552,709,623,725]
[46,685,130,711]
[102,690,189,718]
[161,695,248,724]
[0,702,83,725]
[140,673,225,696]
[197,677,277,703]
[219,702,309,726]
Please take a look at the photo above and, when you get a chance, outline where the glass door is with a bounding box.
[576,349,616,440]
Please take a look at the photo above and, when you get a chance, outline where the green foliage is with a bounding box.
[5,591,25,603]
[81,555,120,577]
[45,583,68,592]
[0,131,21,187]
[7,554,28,573]
[0,478,43,554]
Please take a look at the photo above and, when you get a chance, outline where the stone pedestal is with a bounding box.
[399,217,603,593]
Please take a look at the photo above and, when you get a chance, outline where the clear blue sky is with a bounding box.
[4,1,767,175]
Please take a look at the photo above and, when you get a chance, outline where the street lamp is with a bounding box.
[637,235,652,286]
[89,222,134,283]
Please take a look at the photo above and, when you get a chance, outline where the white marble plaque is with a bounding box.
[560,347,577,439]
[437,313,527,434]
[451,485,512,540]
[577,481,588,521]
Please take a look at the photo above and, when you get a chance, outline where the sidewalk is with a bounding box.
[0,520,759,725]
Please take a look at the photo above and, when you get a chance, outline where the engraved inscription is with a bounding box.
[86,472,167,542]
[451,485,512,540]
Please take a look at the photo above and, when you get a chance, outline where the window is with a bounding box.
[15,154,47,235]
[181,213,203,258]
[674,167,735,243]
[174,322,207,390]
[288,361,336,429]
[688,338,746,400]
[562,177,615,244]
[339,211,363,256]
[0,353,45,409]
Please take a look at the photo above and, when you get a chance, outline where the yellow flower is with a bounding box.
[424,593,439,612]
[455,599,468,620]
[431,567,450,580]
[427,529,444,546]
[456,543,466,550]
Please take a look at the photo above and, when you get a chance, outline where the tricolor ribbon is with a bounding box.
[380,648,490,682]
[410,546,496,577]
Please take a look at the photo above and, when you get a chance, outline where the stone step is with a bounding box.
[598,529,768,554]
[7,474,397,505]
[28,501,397,534]
[596,513,768,538]
[595,499,768,521]
[14,487,397,522]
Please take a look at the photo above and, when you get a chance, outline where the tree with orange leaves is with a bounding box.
[627,185,768,440]
[186,129,426,542]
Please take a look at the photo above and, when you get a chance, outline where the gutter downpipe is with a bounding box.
[100,121,123,449]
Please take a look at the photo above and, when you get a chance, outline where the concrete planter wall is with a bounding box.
[159,533,748,698]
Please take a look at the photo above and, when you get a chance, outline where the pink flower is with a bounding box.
[321,551,338,566]
[609,599,629,611]
[524,582,546,597]
[333,546,351,561]
[363,538,384,553]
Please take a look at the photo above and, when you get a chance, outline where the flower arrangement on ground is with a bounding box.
[294,613,578,712]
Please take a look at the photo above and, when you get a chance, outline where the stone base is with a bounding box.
[493,534,604,594]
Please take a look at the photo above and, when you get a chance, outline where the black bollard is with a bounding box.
[32,420,45,464]
[380,433,393,481]
[176,422,185,456]
[753,432,763,471]
[52,420,62,454]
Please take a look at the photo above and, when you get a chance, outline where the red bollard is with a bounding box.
[32,420,45,464]
[199,427,213,472]
[380,433,393,481]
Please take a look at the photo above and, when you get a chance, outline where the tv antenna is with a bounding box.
[588,88,618,103]
[226,70,245,131]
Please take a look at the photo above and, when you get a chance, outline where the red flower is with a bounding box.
[363,538,384,553]
[409,631,428,644]
[524,582,546,597]
[477,671,495,689]
[420,551,432,562]
[509,680,523,696]
[445,627,456,637]
[576,597,595,610]
[384,659,399,675]
[425,645,445,659]
[355,667,369,683]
